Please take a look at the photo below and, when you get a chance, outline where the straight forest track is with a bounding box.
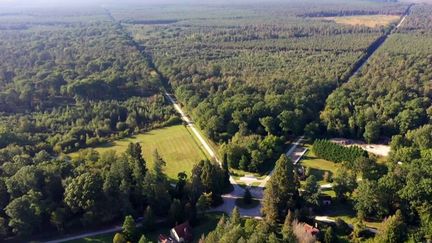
[342,4,413,80]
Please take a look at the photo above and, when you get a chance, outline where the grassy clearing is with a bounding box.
[68,125,208,179]
[300,144,383,230]
[300,145,340,185]
[322,15,400,28]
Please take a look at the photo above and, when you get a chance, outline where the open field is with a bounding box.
[322,15,400,27]
[69,125,208,179]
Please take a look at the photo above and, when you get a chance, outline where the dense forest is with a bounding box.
[0,8,185,240]
[0,142,229,238]
[0,0,431,242]
[321,4,432,142]
[123,1,409,173]
[0,10,180,155]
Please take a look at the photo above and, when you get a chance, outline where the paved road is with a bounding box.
[44,226,123,243]
[165,92,219,161]
[210,136,305,217]
[258,136,304,188]
[314,216,378,234]
[165,92,257,216]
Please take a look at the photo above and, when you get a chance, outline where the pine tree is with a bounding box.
[302,175,320,206]
[143,206,154,231]
[122,215,136,241]
[153,149,166,181]
[324,227,336,243]
[138,234,151,243]
[169,199,184,225]
[262,183,280,225]
[262,154,299,223]
[375,210,406,243]
[282,210,296,242]
[268,232,280,243]
[230,206,241,226]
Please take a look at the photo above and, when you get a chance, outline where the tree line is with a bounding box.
[0,142,230,239]
[312,139,367,163]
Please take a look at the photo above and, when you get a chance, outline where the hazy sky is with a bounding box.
[0,0,269,7]
[0,0,187,8]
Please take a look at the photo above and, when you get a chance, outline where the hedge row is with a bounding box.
[312,139,367,163]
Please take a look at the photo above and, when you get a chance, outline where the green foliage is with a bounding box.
[122,215,136,241]
[354,180,388,220]
[169,199,184,225]
[333,167,357,201]
[113,232,127,243]
[138,234,152,243]
[142,206,155,231]
[282,210,296,242]
[302,175,320,207]
[4,190,42,236]
[321,5,432,140]
[375,210,406,243]
[312,139,367,163]
[324,226,336,243]
[262,154,299,224]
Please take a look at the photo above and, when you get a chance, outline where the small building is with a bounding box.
[170,221,193,243]
[304,223,320,236]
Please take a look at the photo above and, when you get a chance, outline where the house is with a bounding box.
[304,223,320,236]
[170,221,193,242]
[320,195,332,206]
[158,221,193,243]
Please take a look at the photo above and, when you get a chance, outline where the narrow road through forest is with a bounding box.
[43,6,413,242]
[348,4,412,78]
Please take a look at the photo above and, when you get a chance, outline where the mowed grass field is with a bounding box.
[69,125,208,179]
[322,15,400,28]
[299,144,340,185]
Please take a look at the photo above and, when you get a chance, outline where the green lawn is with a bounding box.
[301,144,382,230]
[300,145,340,185]
[69,125,208,179]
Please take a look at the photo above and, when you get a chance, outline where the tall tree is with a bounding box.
[333,167,357,201]
[230,206,241,226]
[302,175,320,207]
[262,154,299,223]
[122,215,136,241]
[169,199,184,225]
[375,210,406,243]
[4,190,43,236]
[282,210,296,242]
